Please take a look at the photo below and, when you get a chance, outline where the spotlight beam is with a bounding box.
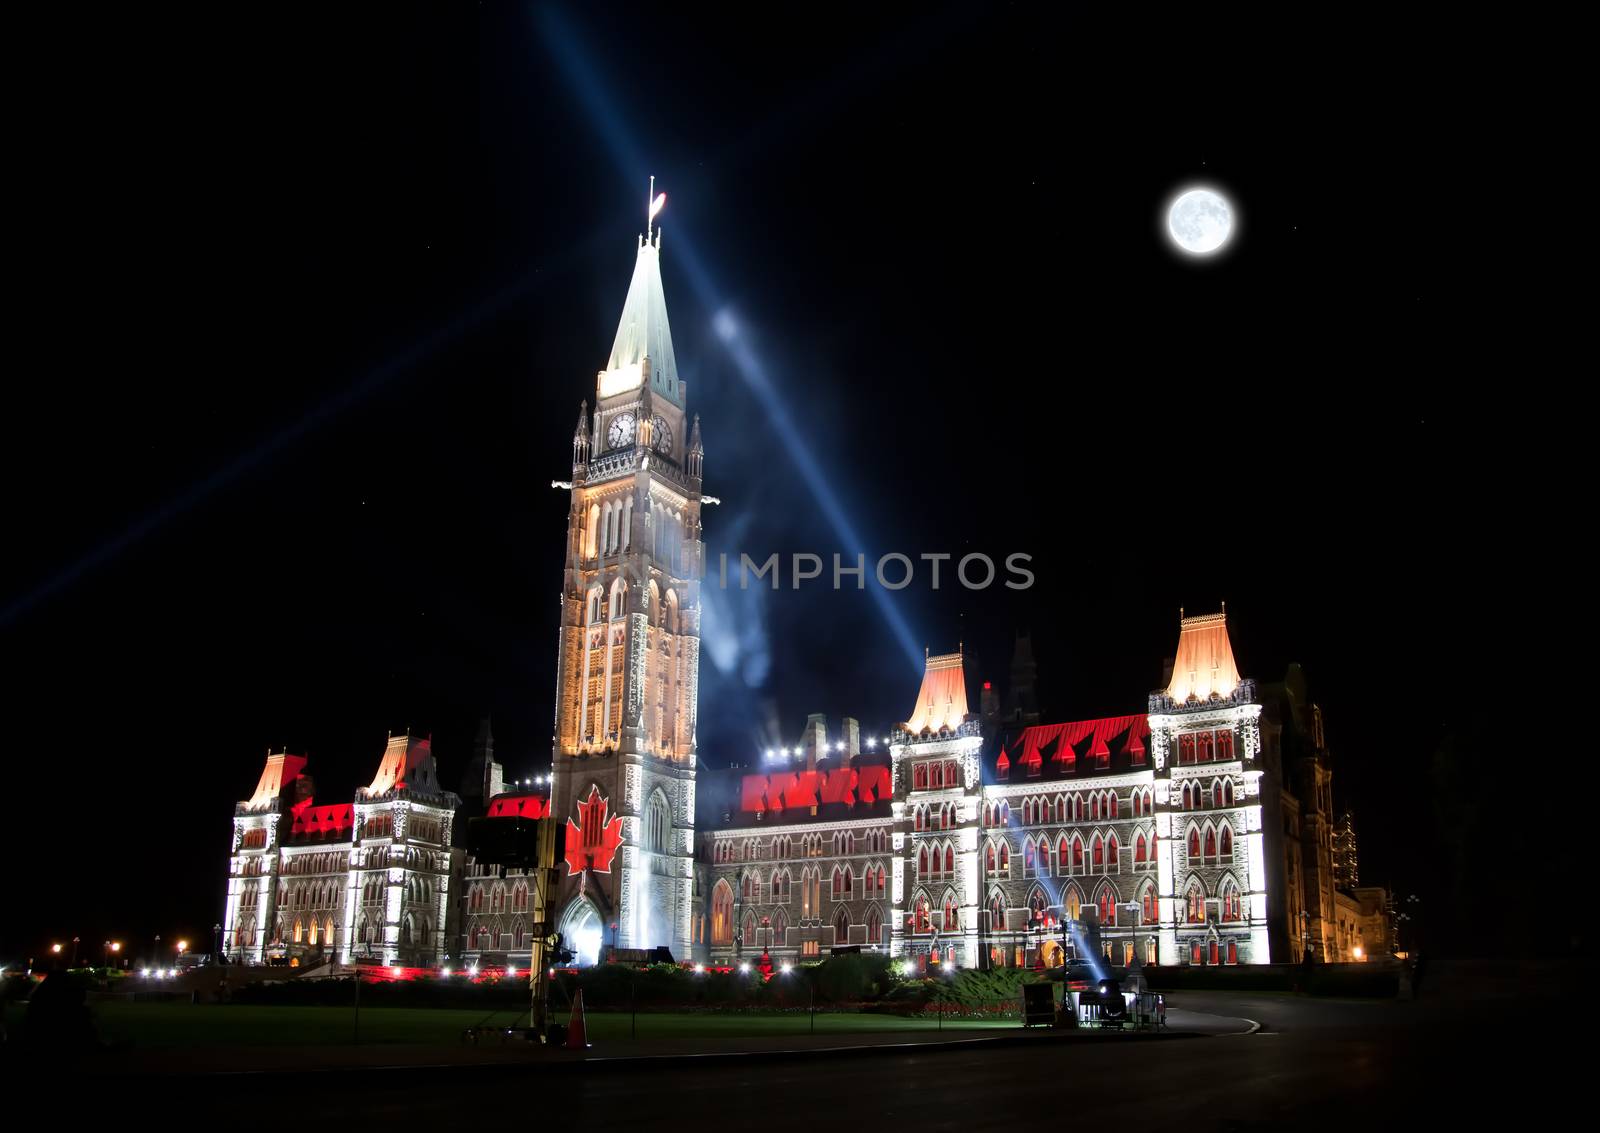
[538,7,925,673]
[2,233,614,628]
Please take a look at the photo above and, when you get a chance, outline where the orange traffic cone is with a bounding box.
[567,987,589,1049]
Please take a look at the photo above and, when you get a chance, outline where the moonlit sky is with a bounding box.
[1168,188,1233,254]
[2,5,1516,957]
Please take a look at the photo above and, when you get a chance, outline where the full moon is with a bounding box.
[1167,188,1233,255]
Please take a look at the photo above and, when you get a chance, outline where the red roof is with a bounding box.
[737,764,892,815]
[289,802,354,837]
[486,794,550,819]
[1010,714,1149,769]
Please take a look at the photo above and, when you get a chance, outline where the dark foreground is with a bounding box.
[24,979,1578,1129]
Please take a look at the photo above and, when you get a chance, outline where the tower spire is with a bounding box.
[647,175,666,246]
[573,400,590,466]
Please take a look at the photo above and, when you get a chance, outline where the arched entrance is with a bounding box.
[558,898,604,966]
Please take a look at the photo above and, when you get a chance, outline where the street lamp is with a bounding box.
[72,936,81,966]
[214,923,222,960]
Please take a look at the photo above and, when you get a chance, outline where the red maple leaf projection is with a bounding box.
[564,786,624,875]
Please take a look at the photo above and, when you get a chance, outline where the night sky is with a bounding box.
[4,5,1501,961]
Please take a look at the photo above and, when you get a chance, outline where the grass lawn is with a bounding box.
[4,1001,1021,1048]
[580,1011,1018,1040]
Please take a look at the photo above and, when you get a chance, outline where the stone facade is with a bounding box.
[221,734,461,969]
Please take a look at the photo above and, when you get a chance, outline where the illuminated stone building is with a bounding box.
[1332,810,1359,888]
[220,202,1384,973]
[545,206,705,965]
[702,611,1297,970]
[222,732,461,968]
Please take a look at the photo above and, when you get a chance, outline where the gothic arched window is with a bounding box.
[646,791,671,854]
[711,881,733,944]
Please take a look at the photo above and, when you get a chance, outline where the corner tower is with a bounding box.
[890,649,983,968]
[550,189,703,962]
[1148,609,1270,965]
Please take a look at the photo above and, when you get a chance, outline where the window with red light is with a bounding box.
[1208,940,1219,965]
[1227,940,1238,964]
[1222,881,1240,921]
[1178,735,1196,764]
[914,763,928,789]
[1197,732,1214,762]
[1220,825,1233,858]
[1188,827,1201,857]
[1191,941,1203,965]
[915,896,931,933]
[1057,836,1070,874]
[1217,730,1234,760]
[1092,835,1104,870]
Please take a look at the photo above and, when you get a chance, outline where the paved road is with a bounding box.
[41,988,1576,1128]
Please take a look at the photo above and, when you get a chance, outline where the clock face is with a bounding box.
[650,414,672,454]
[607,412,636,450]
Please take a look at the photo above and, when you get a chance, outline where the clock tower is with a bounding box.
[549,200,704,963]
